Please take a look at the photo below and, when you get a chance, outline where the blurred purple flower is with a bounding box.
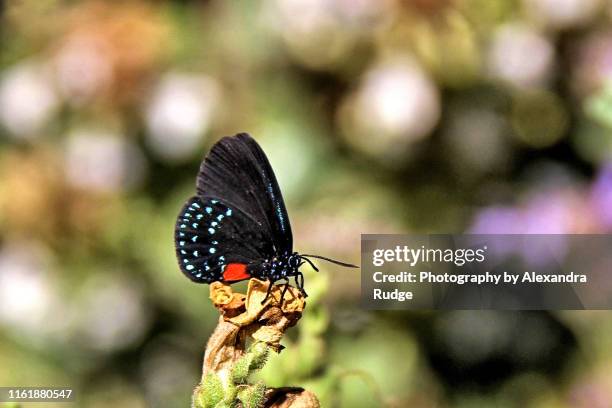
[469,206,525,234]
[469,192,575,264]
[590,164,612,228]
[570,378,612,408]
[470,190,577,235]
[523,193,572,234]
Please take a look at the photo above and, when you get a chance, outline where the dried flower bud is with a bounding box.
[196,279,315,408]
[210,281,233,305]
[228,279,305,327]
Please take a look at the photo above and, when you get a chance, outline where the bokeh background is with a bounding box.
[1,0,612,407]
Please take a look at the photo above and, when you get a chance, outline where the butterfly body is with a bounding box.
[258,251,302,281]
[174,133,356,297]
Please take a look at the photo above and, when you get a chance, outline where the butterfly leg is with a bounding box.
[296,272,308,298]
[280,280,290,304]
[261,279,275,304]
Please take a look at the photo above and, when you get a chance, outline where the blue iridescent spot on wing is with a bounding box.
[175,196,245,284]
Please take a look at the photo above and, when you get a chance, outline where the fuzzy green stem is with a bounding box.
[194,342,272,408]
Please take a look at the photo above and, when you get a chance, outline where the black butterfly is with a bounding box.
[174,133,357,301]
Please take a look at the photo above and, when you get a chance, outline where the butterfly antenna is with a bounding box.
[301,254,359,268]
[300,256,319,272]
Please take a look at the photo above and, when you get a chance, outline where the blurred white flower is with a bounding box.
[145,73,220,161]
[0,62,59,139]
[271,0,333,37]
[263,0,391,69]
[54,34,113,105]
[341,57,440,160]
[0,243,57,334]
[269,0,388,36]
[65,129,146,192]
[76,276,150,352]
[487,23,554,88]
[524,0,601,30]
[358,59,439,139]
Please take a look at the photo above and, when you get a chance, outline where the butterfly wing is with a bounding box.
[196,133,293,255]
[175,196,271,283]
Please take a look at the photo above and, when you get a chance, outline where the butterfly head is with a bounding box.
[288,253,301,269]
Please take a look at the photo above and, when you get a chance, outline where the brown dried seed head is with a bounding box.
[265,387,321,408]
